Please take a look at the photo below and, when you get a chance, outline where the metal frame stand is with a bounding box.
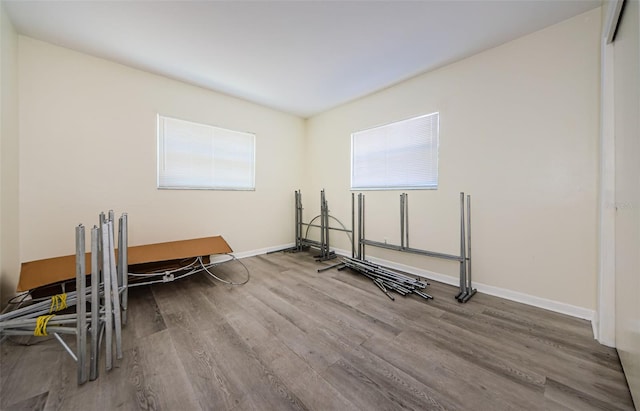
[356,192,476,303]
[285,190,355,262]
[0,211,128,384]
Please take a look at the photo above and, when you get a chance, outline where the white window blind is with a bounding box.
[157,115,255,190]
[351,112,439,190]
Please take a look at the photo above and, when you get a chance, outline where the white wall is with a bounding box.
[18,36,305,262]
[0,1,20,306]
[596,1,619,347]
[613,0,640,403]
[306,9,601,313]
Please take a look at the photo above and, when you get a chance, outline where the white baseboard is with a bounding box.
[231,243,294,260]
[331,247,596,325]
[475,280,595,322]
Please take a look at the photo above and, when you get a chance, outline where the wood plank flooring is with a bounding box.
[0,251,635,410]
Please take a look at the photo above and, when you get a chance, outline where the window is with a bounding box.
[351,112,439,190]
[157,115,255,190]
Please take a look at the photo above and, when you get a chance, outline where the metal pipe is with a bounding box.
[108,219,123,360]
[323,194,328,258]
[98,213,105,283]
[360,239,463,262]
[348,260,427,287]
[414,290,434,300]
[467,195,472,293]
[344,259,417,283]
[296,191,302,251]
[361,194,366,260]
[120,213,129,325]
[459,194,476,303]
[458,192,468,299]
[357,194,362,259]
[296,191,299,249]
[405,193,409,248]
[324,193,331,259]
[317,262,346,273]
[0,290,85,322]
[342,263,406,286]
[374,279,395,300]
[0,300,51,322]
[90,225,100,381]
[101,221,113,371]
[1,326,78,335]
[117,218,124,289]
[360,272,404,297]
[75,224,88,384]
[341,256,430,301]
[368,272,416,291]
[300,238,323,247]
[299,191,304,251]
[0,313,92,328]
[319,190,326,258]
[54,333,78,362]
[400,193,405,249]
[342,257,426,287]
[351,193,355,258]
[301,223,353,233]
[385,282,411,295]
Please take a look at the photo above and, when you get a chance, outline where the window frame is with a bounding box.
[350,112,440,191]
[157,114,256,191]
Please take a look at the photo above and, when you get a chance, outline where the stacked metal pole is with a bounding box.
[340,256,432,301]
[0,211,129,384]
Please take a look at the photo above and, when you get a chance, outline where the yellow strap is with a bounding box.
[49,293,67,313]
[34,314,55,337]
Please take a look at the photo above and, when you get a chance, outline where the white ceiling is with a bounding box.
[4,0,601,118]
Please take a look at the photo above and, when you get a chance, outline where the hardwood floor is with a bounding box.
[1,251,635,410]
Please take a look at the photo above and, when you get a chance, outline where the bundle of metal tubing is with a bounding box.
[0,211,128,385]
[339,256,433,301]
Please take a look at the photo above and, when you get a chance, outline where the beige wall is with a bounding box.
[0,2,20,306]
[306,8,601,311]
[613,0,640,403]
[11,9,603,316]
[18,37,305,262]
